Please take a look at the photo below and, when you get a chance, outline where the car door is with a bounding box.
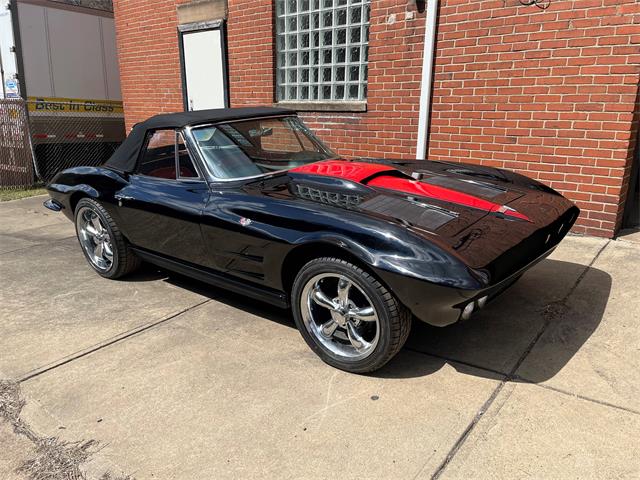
[114,128,210,265]
[199,184,279,285]
[192,121,303,287]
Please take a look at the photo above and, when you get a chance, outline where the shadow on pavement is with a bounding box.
[400,259,611,382]
[126,258,611,383]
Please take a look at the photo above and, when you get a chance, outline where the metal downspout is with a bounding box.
[416,0,438,160]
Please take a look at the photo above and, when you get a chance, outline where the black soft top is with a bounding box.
[104,107,295,173]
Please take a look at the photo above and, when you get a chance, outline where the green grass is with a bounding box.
[0,186,47,202]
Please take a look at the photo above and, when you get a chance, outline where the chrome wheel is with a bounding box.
[76,206,114,272]
[300,273,380,361]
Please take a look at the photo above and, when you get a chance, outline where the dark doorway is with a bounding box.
[622,130,640,229]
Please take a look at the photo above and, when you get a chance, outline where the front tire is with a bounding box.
[74,198,140,279]
[292,257,411,373]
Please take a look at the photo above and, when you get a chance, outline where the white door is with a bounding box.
[182,28,226,110]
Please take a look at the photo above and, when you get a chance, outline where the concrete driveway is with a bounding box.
[1,195,638,479]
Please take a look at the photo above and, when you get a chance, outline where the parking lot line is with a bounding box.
[18,299,212,383]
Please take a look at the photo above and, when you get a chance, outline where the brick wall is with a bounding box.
[429,0,640,237]
[112,0,640,237]
[112,0,189,126]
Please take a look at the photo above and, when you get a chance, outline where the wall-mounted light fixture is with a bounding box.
[519,0,551,10]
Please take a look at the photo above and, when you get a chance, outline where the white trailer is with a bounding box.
[0,0,125,181]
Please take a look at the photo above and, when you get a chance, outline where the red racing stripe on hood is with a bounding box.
[367,176,530,221]
[290,160,530,221]
[290,160,396,182]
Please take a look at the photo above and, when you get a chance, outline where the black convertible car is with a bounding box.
[45,107,579,373]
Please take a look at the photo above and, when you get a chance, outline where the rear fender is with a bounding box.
[46,167,127,220]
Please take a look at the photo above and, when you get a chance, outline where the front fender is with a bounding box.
[291,227,485,291]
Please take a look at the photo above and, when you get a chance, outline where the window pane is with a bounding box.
[323,30,332,46]
[350,46,360,62]
[350,27,360,43]
[276,0,371,102]
[349,65,359,81]
[322,11,332,28]
[348,84,359,100]
[138,130,176,179]
[351,6,361,24]
[288,16,297,31]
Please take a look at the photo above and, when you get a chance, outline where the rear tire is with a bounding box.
[292,257,411,373]
[74,198,141,279]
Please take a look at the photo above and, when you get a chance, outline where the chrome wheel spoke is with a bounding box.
[337,277,351,306]
[346,321,371,351]
[85,225,99,237]
[320,319,339,338]
[94,241,104,260]
[349,306,377,323]
[90,214,103,233]
[311,287,338,311]
[103,242,114,260]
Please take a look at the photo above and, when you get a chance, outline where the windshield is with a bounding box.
[191,116,336,180]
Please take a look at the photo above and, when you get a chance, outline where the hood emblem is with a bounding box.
[239,217,252,227]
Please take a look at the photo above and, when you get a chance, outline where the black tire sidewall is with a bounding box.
[291,258,395,373]
[74,198,120,278]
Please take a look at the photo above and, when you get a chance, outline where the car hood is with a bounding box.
[276,159,577,272]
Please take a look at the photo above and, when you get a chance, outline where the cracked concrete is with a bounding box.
[1,195,639,479]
